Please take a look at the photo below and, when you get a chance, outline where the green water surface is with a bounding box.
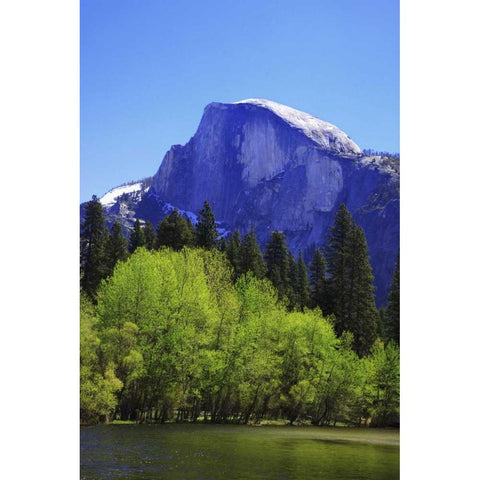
[80,424,399,479]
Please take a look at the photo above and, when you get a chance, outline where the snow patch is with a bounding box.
[233,99,362,154]
[162,202,198,224]
[162,202,229,238]
[100,183,148,207]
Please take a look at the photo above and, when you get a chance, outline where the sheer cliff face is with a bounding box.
[151,99,398,305]
[152,100,357,225]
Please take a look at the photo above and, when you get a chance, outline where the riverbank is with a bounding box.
[98,422,400,445]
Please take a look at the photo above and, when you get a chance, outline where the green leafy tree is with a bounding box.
[306,331,353,426]
[195,249,240,422]
[157,209,195,251]
[143,221,157,251]
[360,340,400,426]
[239,228,266,279]
[265,231,290,301]
[129,219,146,253]
[105,221,128,277]
[234,274,283,424]
[97,248,177,420]
[80,195,109,300]
[386,252,400,344]
[97,248,217,422]
[195,201,218,249]
[80,295,123,423]
[278,309,347,425]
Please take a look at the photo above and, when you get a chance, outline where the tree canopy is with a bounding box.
[81,246,399,426]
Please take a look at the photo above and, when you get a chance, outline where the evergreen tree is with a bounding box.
[344,225,378,356]
[325,203,354,328]
[185,218,196,244]
[325,204,378,356]
[309,249,327,311]
[80,195,109,300]
[156,209,194,251]
[287,252,298,308]
[129,219,146,253]
[239,228,266,279]
[105,221,128,277]
[377,308,388,341]
[225,230,242,278]
[385,252,400,345]
[195,201,218,249]
[296,252,310,311]
[217,237,227,252]
[265,231,290,300]
[143,221,156,251]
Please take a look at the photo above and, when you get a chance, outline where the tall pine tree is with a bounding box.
[195,201,218,249]
[240,228,266,279]
[129,219,146,253]
[344,225,378,356]
[265,231,290,301]
[225,230,242,278]
[385,252,400,345]
[80,195,109,300]
[217,237,227,252]
[143,221,156,251]
[105,221,128,277]
[325,203,354,328]
[296,252,310,311]
[309,249,328,311]
[325,204,378,356]
[287,251,299,309]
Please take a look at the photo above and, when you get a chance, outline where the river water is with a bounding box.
[80,424,399,479]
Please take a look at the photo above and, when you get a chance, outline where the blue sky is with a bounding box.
[81,0,399,202]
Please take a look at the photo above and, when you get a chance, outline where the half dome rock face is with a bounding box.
[151,100,361,221]
[93,99,398,305]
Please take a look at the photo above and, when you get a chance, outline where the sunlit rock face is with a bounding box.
[151,100,359,229]
[149,99,398,304]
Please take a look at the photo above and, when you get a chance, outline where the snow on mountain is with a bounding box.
[233,99,362,154]
[161,202,198,224]
[100,183,149,207]
[160,201,228,237]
